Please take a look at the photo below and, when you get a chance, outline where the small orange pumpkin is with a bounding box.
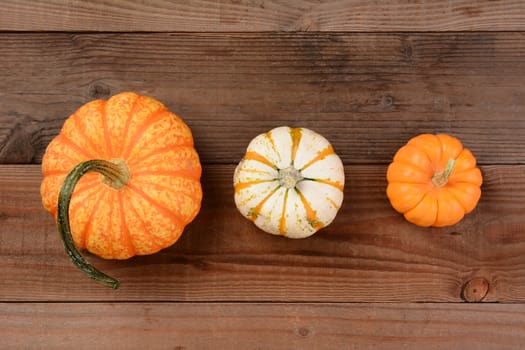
[386,134,482,227]
[40,92,202,288]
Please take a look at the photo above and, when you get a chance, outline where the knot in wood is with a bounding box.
[381,95,394,107]
[462,277,489,302]
[400,41,413,61]
[297,326,310,337]
[88,82,111,99]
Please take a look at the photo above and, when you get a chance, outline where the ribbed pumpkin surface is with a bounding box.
[386,133,482,227]
[41,92,202,259]
[234,126,345,239]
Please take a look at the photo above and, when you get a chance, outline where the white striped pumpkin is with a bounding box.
[233,126,345,238]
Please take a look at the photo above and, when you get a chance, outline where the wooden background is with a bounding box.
[1,0,525,348]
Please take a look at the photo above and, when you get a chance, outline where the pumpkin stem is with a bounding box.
[432,158,456,188]
[279,166,303,189]
[99,159,130,189]
[57,159,129,289]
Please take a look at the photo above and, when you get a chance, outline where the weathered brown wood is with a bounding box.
[1,164,524,302]
[1,32,525,165]
[2,302,525,350]
[2,0,525,32]
[2,1,525,345]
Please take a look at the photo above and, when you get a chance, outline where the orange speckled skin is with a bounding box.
[386,134,482,227]
[41,92,202,259]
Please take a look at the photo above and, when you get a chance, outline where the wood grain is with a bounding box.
[1,164,524,302]
[2,302,525,350]
[2,0,525,32]
[1,32,525,164]
[3,1,525,346]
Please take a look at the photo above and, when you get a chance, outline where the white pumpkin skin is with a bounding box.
[233,126,345,238]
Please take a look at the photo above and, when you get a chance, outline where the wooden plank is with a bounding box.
[2,0,525,32]
[2,302,525,349]
[1,32,525,165]
[1,164,524,302]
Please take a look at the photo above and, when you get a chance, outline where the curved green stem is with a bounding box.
[57,159,129,289]
[432,158,456,188]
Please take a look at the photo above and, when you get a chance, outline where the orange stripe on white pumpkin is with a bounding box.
[313,178,344,192]
[279,189,289,235]
[234,179,278,193]
[295,189,324,231]
[326,197,340,210]
[243,151,277,169]
[248,185,280,221]
[234,126,344,238]
[299,145,335,171]
[264,130,279,162]
[290,128,303,163]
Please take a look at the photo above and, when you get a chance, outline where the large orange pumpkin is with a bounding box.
[386,134,482,227]
[40,92,202,288]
